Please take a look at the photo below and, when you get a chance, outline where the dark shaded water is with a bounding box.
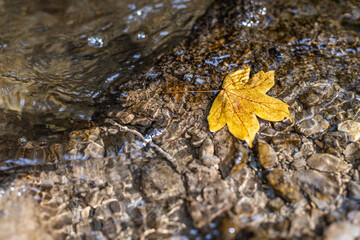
[0,0,212,146]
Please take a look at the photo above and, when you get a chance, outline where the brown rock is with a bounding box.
[344,142,360,164]
[267,197,285,211]
[199,138,220,166]
[86,190,105,208]
[257,140,277,169]
[272,133,301,152]
[267,169,301,203]
[295,170,339,201]
[348,181,360,201]
[307,153,351,173]
[115,112,135,124]
[141,159,185,201]
[300,137,315,156]
[295,115,330,137]
[338,120,360,142]
[299,81,334,107]
[291,151,307,170]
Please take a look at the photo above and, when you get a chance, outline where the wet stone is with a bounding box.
[267,168,301,203]
[267,197,285,211]
[199,138,220,166]
[237,168,259,196]
[115,112,135,124]
[81,206,92,219]
[324,221,360,240]
[299,81,334,107]
[76,220,93,235]
[214,129,249,178]
[273,120,293,132]
[348,211,360,225]
[353,170,360,182]
[348,181,360,201]
[83,142,105,159]
[130,117,152,127]
[102,218,118,239]
[338,120,360,142]
[295,115,330,137]
[186,162,236,228]
[52,212,73,230]
[108,201,121,213]
[344,142,360,164]
[322,131,350,157]
[295,170,339,202]
[213,129,236,163]
[307,153,351,173]
[86,190,105,209]
[272,133,301,152]
[189,128,208,147]
[300,137,315,157]
[257,140,277,169]
[83,231,106,240]
[291,151,307,170]
[199,138,214,157]
[74,184,89,198]
[153,119,189,144]
[141,159,185,201]
[93,205,112,221]
[234,197,254,218]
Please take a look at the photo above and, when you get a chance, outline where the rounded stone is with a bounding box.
[324,221,360,240]
[295,170,339,201]
[338,120,360,142]
[257,140,277,169]
[141,159,185,201]
[267,169,301,203]
[307,153,351,173]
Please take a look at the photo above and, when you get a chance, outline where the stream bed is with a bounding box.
[0,0,360,239]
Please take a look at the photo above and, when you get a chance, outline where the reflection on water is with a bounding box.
[0,0,212,139]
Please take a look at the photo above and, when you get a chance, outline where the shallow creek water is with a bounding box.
[0,0,211,159]
[0,0,360,239]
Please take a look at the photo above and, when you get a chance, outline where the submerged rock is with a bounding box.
[344,142,360,164]
[114,112,135,124]
[199,138,220,166]
[272,133,302,152]
[324,221,360,240]
[291,151,307,170]
[186,162,236,228]
[141,159,185,201]
[1,0,360,239]
[295,170,339,202]
[295,115,330,137]
[214,129,249,178]
[322,131,350,157]
[348,181,360,201]
[300,137,315,157]
[299,81,334,107]
[267,197,285,211]
[307,153,351,173]
[257,140,277,169]
[267,168,301,203]
[189,128,208,147]
[338,120,360,142]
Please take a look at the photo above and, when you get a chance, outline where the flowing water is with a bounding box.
[0,0,360,239]
[0,0,212,161]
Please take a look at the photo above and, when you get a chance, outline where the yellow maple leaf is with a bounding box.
[208,66,291,147]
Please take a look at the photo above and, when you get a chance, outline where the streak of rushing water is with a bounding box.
[0,0,212,142]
